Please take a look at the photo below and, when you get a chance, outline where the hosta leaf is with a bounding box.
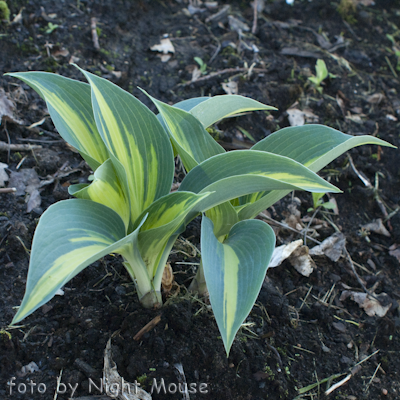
[188,95,277,128]
[77,68,174,225]
[173,97,208,112]
[238,125,396,220]
[179,150,340,214]
[12,200,149,324]
[201,216,275,354]
[6,72,108,170]
[146,93,225,171]
[205,202,239,240]
[68,159,130,230]
[135,191,210,277]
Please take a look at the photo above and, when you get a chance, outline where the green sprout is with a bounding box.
[45,22,59,34]
[308,192,336,212]
[194,57,207,75]
[308,59,336,94]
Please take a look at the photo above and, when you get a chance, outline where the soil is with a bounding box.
[1,0,400,399]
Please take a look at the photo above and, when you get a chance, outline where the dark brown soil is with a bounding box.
[1,0,400,399]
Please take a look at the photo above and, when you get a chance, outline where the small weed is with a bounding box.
[45,22,59,34]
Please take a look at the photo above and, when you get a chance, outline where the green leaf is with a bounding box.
[173,97,209,112]
[6,72,108,170]
[179,150,341,214]
[77,68,174,225]
[145,92,225,171]
[189,95,277,128]
[201,216,275,354]
[238,125,396,220]
[12,200,148,324]
[205,202,239,240]
[68,159,130,230]
[135,191,210,277]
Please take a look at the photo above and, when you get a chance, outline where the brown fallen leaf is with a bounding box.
[309,232,346,262]
[340,291,392,317]
[389,244,400,263]
[150,38,175,63]
[289,245,315,277]
[161,262,174,293]
[0,88,24,125]
[102,339,152,399]
[361,219,390,237]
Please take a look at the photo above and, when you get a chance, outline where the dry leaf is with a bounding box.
[367,93,384,105]
[389,244,400,263]
[222,81,238,95]
[269,239,303,268]
[0,163,9,187]
[17,362,40,377]
[386,114,398,121]
[340,291,391,317]
[289,245,315,277]
[162,262,174,293]
[0,88,23,125]
[151,38,175,54]
[103,339,152,399]
[191,66,202,82]
[8,169,42,212]
[287,109,305,126]
[228,15,250,33]
[309,232,346,262]
[361,219,390,237]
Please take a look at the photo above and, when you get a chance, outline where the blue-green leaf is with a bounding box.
[12,200,149,324]
[201,216,275,354]
[76,68,174,225]
[6,72,108,170]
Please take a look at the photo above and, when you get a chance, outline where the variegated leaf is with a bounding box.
[201,216,275,354]
[12,200,149,324]
[146,92,225,171]
[134,191,210,277]
[77,68,174,225]
[6,72,108,170]
[179,150,340,215]
[238,125,396,220]
[68,159,130,230]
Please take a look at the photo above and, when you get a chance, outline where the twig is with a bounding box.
[258,212,322,245]
[344,248,379,301]
[252,0,258,34]
[385,56,398,78]
[16,138,62,144]
[348,154,389,221]
[0,188,16,194]
[3,123,11,163]
[0,141,42,151]
[177,67,269,87]
[265,342,283,371]
[325,373,352,395]
[91,17,100,50]
[365,363,381,393]
[194,16,221,64]
[133,314,161,341]
[303,207,320,244]
[343,19,361,41]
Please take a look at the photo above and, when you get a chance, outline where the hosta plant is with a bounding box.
[7,67,393,355]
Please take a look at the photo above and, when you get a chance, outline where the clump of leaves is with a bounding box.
[6,67,394,355]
